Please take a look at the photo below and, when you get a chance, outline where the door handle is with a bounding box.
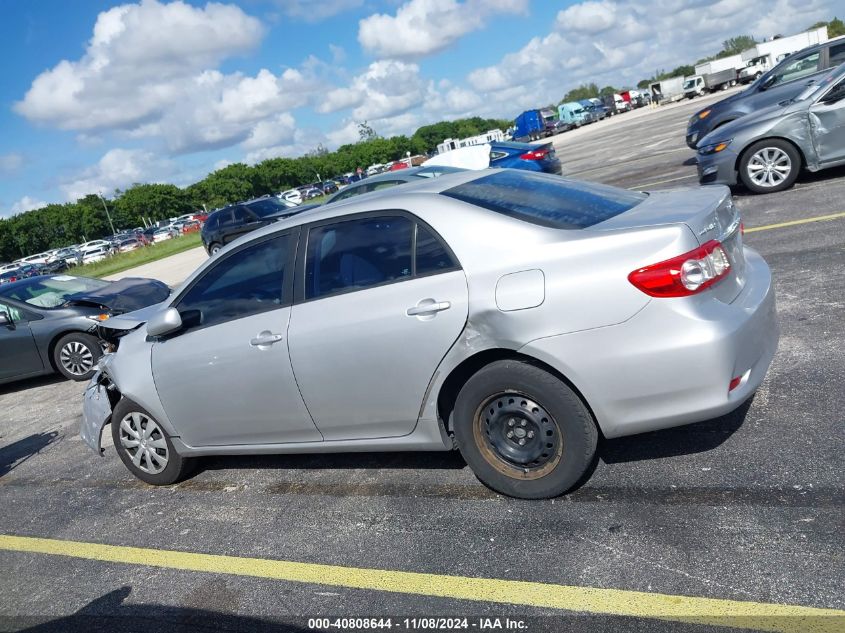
[406,301,451,316]
[250,332,284,347]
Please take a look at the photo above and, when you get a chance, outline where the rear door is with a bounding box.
[0,301,43,380]
[287,213,468,441]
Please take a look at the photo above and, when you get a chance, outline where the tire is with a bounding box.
[453,360,598,499]
[739,139,801,194]
[53,332,102,381]
[111,398,194,485]
[209,242,222,256]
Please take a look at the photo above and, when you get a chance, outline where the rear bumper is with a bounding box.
[520,247,778,438]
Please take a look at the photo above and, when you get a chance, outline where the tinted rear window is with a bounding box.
[442,170,645,229]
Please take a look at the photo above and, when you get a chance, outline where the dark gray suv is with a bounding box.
[686,36,845,148]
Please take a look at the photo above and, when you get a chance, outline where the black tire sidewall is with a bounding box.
[111,398,190,485]
[739,139,800,194]
[453,361,597,499]
[53,332,102,381]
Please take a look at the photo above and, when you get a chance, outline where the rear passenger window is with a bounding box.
[416,226,457,275]
[305,216,413,299]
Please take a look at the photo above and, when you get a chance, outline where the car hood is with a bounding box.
[66,277,171,315]
[698,100,805,146]
[99,301,166,332]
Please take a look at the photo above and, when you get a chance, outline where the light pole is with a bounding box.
[97,192,116,236]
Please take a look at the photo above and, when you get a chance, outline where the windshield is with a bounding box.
[683,80,694,90]
[0,275,110,308]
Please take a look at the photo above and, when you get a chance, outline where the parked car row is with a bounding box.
[691,36,845,194]
[5,213,209,273]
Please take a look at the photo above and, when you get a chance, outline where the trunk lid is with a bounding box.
[592,186,746,303]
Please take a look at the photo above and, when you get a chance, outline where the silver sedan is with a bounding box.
[82,168,778,499]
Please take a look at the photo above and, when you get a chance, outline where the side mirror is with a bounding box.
[146,307,183,337]
[0,311,10,327]
[759,75,776,91]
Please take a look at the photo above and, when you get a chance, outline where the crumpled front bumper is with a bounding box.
[80,372,113,454]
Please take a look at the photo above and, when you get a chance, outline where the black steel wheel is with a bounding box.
[473,393,563,480]
[453,360,598,499]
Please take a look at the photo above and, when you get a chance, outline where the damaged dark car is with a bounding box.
[0,274,170,384]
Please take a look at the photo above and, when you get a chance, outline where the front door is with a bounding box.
[0,302,43,380]
[810,75,845,165]
[151,230,322,447]
[288,214,468,441]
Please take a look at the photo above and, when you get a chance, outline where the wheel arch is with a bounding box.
[436,349,599,436]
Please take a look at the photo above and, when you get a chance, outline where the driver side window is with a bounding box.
[175,233,291,330]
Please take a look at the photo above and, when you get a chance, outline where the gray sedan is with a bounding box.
[698,63,845,193]
[83,168,778,499]
[1,275,170,384]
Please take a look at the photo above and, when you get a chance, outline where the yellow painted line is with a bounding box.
[1,535,843,632]
[744,211,845,234]
[630,173,698,190]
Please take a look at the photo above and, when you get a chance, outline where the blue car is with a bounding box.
[489,141,562,175]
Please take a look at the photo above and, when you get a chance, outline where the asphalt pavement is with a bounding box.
[1,93,844,633]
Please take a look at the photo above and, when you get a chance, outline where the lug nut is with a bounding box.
[506,430,514,438]
[520,420,527,427]
[508,419,515,427]
[527,430,534,439]
[518,438,526,446]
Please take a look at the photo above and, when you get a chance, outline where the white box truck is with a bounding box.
[694,54,746,77]
[738,26,829,83]
[649,76,686,103]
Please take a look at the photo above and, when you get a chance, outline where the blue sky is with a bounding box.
[0,0,834,216]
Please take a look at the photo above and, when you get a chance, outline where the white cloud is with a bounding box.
[274,0,363,22]
[60,148,175,201]
[10,196,47,215]
[465,0,835,116]
[0,153,24,175]
[358,0,528,58]
[319,60,429,121]
[15,0,264,131]
[14,0,324,157]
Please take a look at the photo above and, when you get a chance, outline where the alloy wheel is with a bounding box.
[747,147,792,188]
[118,412,169,474]
[59,341,94,377]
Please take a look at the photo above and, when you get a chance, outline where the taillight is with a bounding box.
[520,149,549,160]
[628,240,731,297]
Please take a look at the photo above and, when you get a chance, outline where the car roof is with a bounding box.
[262,169,494,233]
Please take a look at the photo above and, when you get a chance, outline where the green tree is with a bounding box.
[560,83,600,103]
[721,35,757,56]
[808,17,845,37]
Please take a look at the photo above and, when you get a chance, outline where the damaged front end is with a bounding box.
[80,362,121,454]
